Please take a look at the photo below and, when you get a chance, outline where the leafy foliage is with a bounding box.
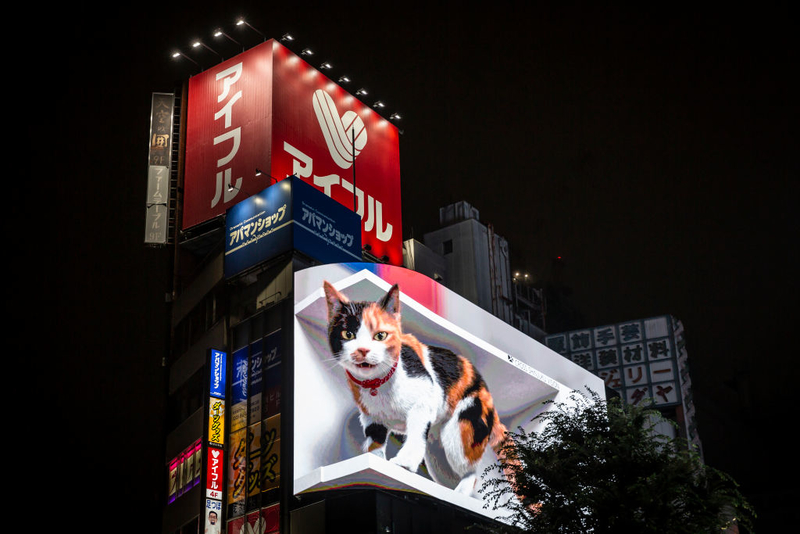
[479,390,755,533]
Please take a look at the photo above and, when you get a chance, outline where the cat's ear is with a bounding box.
[378,284,401,315]
[323,281,348,320]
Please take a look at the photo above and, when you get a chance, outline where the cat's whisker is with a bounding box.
[319,356,344,371]
[375,360,393,372]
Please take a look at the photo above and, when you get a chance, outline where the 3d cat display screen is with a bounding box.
[321,280,508,496]
[293,263,603,518]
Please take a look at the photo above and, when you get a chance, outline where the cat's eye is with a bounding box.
[373,331,388,341]
[342,330,355,340]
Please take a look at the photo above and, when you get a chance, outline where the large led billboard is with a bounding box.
[293,263,604,518]
[184,41,402,265]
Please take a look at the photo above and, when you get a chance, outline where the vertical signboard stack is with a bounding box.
[204,349,227,534]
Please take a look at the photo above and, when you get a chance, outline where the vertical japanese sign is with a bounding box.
[145,92,174,244]
[210,349,227,399]
[262,414,281,492]
[249,339,264,422]
[247,339,264,509]
[230,347,249,433]
[206,447,224,500]
[228,428,247,516]
[208,398,226,447]
[263,330,282,417]
[184,42,273,230]
[205,350,226,521]
[228,346,248,518]
[247,421,262,506]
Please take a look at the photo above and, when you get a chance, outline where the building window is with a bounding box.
[442,239,453,254]
[166,368,204,433]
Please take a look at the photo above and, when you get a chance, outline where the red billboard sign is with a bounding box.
[206,446,224,500]
[184,43,273,230]
[183,41,402,265]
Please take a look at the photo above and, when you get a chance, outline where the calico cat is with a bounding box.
[323,281,508,495]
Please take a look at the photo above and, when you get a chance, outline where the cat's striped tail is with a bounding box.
[490,421,541,514]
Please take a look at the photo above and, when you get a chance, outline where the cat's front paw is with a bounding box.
[454,474,477,496]
[389,454,421,473]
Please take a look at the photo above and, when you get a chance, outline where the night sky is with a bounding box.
[25,3,795,531]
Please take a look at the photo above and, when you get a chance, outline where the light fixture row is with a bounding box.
[281,34,400,122]
[172,19,402,123]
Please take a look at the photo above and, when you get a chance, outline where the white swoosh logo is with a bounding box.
[313,89,367,169]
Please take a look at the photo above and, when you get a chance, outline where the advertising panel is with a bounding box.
[228,428,247,516]
[209,349,227,399]
[291,175,362,263]
[249,339,263,423]
[230,347,249,433]
[206,447,224,500]
[545,316,683,407]
[184,40,402,265]
[168,439,202,504]
[208,398,225,447]
[271,43,402,265]
[145,92,174,245]
[262,414,281,491]
[263,331,282,417]
[167,457,178,504]
[293,263,603,518]
[225,331,282,518]
[224,176,361,279]
[227,504,279,534]
[184,42,274,230]
[247,421,263,506]
[205,498,223,534]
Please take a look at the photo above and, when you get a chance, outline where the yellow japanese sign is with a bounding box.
[208,398,225,447]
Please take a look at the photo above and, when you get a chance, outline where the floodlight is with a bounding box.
[214,29,242,48]
[236,18,266,40]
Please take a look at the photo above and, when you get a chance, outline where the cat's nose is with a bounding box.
[353,348,370,361]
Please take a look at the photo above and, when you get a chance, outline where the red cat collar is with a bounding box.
[346,360,399,396]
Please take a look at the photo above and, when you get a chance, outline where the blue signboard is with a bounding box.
[291,178,362,263]
[231,346,249,405]
[224,176,362,278]
[209,349,227,399]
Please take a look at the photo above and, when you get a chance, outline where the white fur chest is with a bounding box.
[356,363,444,434]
